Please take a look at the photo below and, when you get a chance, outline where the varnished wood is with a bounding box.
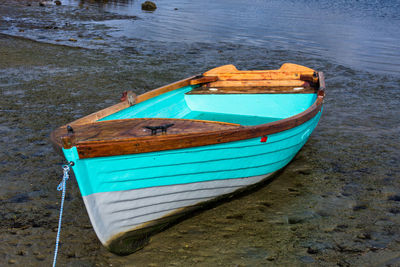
[136,76,195,103]
[61,134,75,149]
[186,86,317,94]
[67,76,194,127]
[75,94,323,159]
[203,64,238,75]
[69,101,131,126]
[189,76,218,85]
[203,63,315,76]
[50,64,325,159]
[206,80,309,88]
[55,118,241,143]
[50,76,195,154]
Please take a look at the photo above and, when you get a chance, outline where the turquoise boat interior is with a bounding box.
[100,85,317,126]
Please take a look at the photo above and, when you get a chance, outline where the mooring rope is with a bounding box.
[52,163,72,267]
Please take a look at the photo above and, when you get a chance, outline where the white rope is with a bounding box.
[52,164,71,267]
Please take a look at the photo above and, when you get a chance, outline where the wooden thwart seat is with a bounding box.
[186,85,317,94]
[187,63,319,94]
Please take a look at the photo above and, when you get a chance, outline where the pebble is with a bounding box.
[288,211,317,224]
[388,194,400,201]
[335,242,366,253]
[266,255,276,261]
[35,254,45,261]
[9,229,17,235]
[357,232,371,240]
[16,250,26,256]
[352,203,368,211]
[8,259,16,264]
[288,187,299,192]
[226,213,244,220]
[296,168,311,175]
[192,257,205,263]
[299,256,315,263]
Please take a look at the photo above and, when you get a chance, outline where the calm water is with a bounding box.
[2,0,400,75]
[1,0,400,266]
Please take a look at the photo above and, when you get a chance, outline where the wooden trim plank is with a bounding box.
[75,94,323,158]
[186,86,317,94]
[206,80,309,88]
[50,64,325,158]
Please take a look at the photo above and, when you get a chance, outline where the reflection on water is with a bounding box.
[56,0,399,75]
[0,0,399,75]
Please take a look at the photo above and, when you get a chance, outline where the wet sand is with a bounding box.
[1,4,400,265]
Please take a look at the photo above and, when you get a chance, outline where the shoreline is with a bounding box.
[1,9,400,267]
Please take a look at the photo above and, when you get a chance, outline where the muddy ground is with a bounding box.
[1,6,400,265]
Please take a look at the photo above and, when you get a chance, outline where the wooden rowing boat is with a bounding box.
[50,63,325,255]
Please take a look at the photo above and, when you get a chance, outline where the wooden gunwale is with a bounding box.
[50,76,195,153]
[75,92,323,159]
[50,68,325,159]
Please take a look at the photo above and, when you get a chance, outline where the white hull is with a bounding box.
[82,173,274,253]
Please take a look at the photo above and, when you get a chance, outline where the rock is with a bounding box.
[341,183,361,196]
[16,250,26,256]
[35,253,45,261]
[9,228,17,235]
[388,194,400,201]
[39,1,52,6]
[335,242,367,253]
[302,241,333,254]
[299,256,315,263]
[8,193,31,203]
[288,216,303,224]
[8,259,16,264]
[389,207,400,214]
[266,255,276,261]
[192,257,205,263]
[288,211,318,224]
[357,232,371,240]
[334,224,348,232]
[258,201,272,207]
[55,0,62,5]
[141,1,157,11]
[307,246,320,254]
[226,213,244,220]
[352,203,368,211]
[295,168,311,175]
